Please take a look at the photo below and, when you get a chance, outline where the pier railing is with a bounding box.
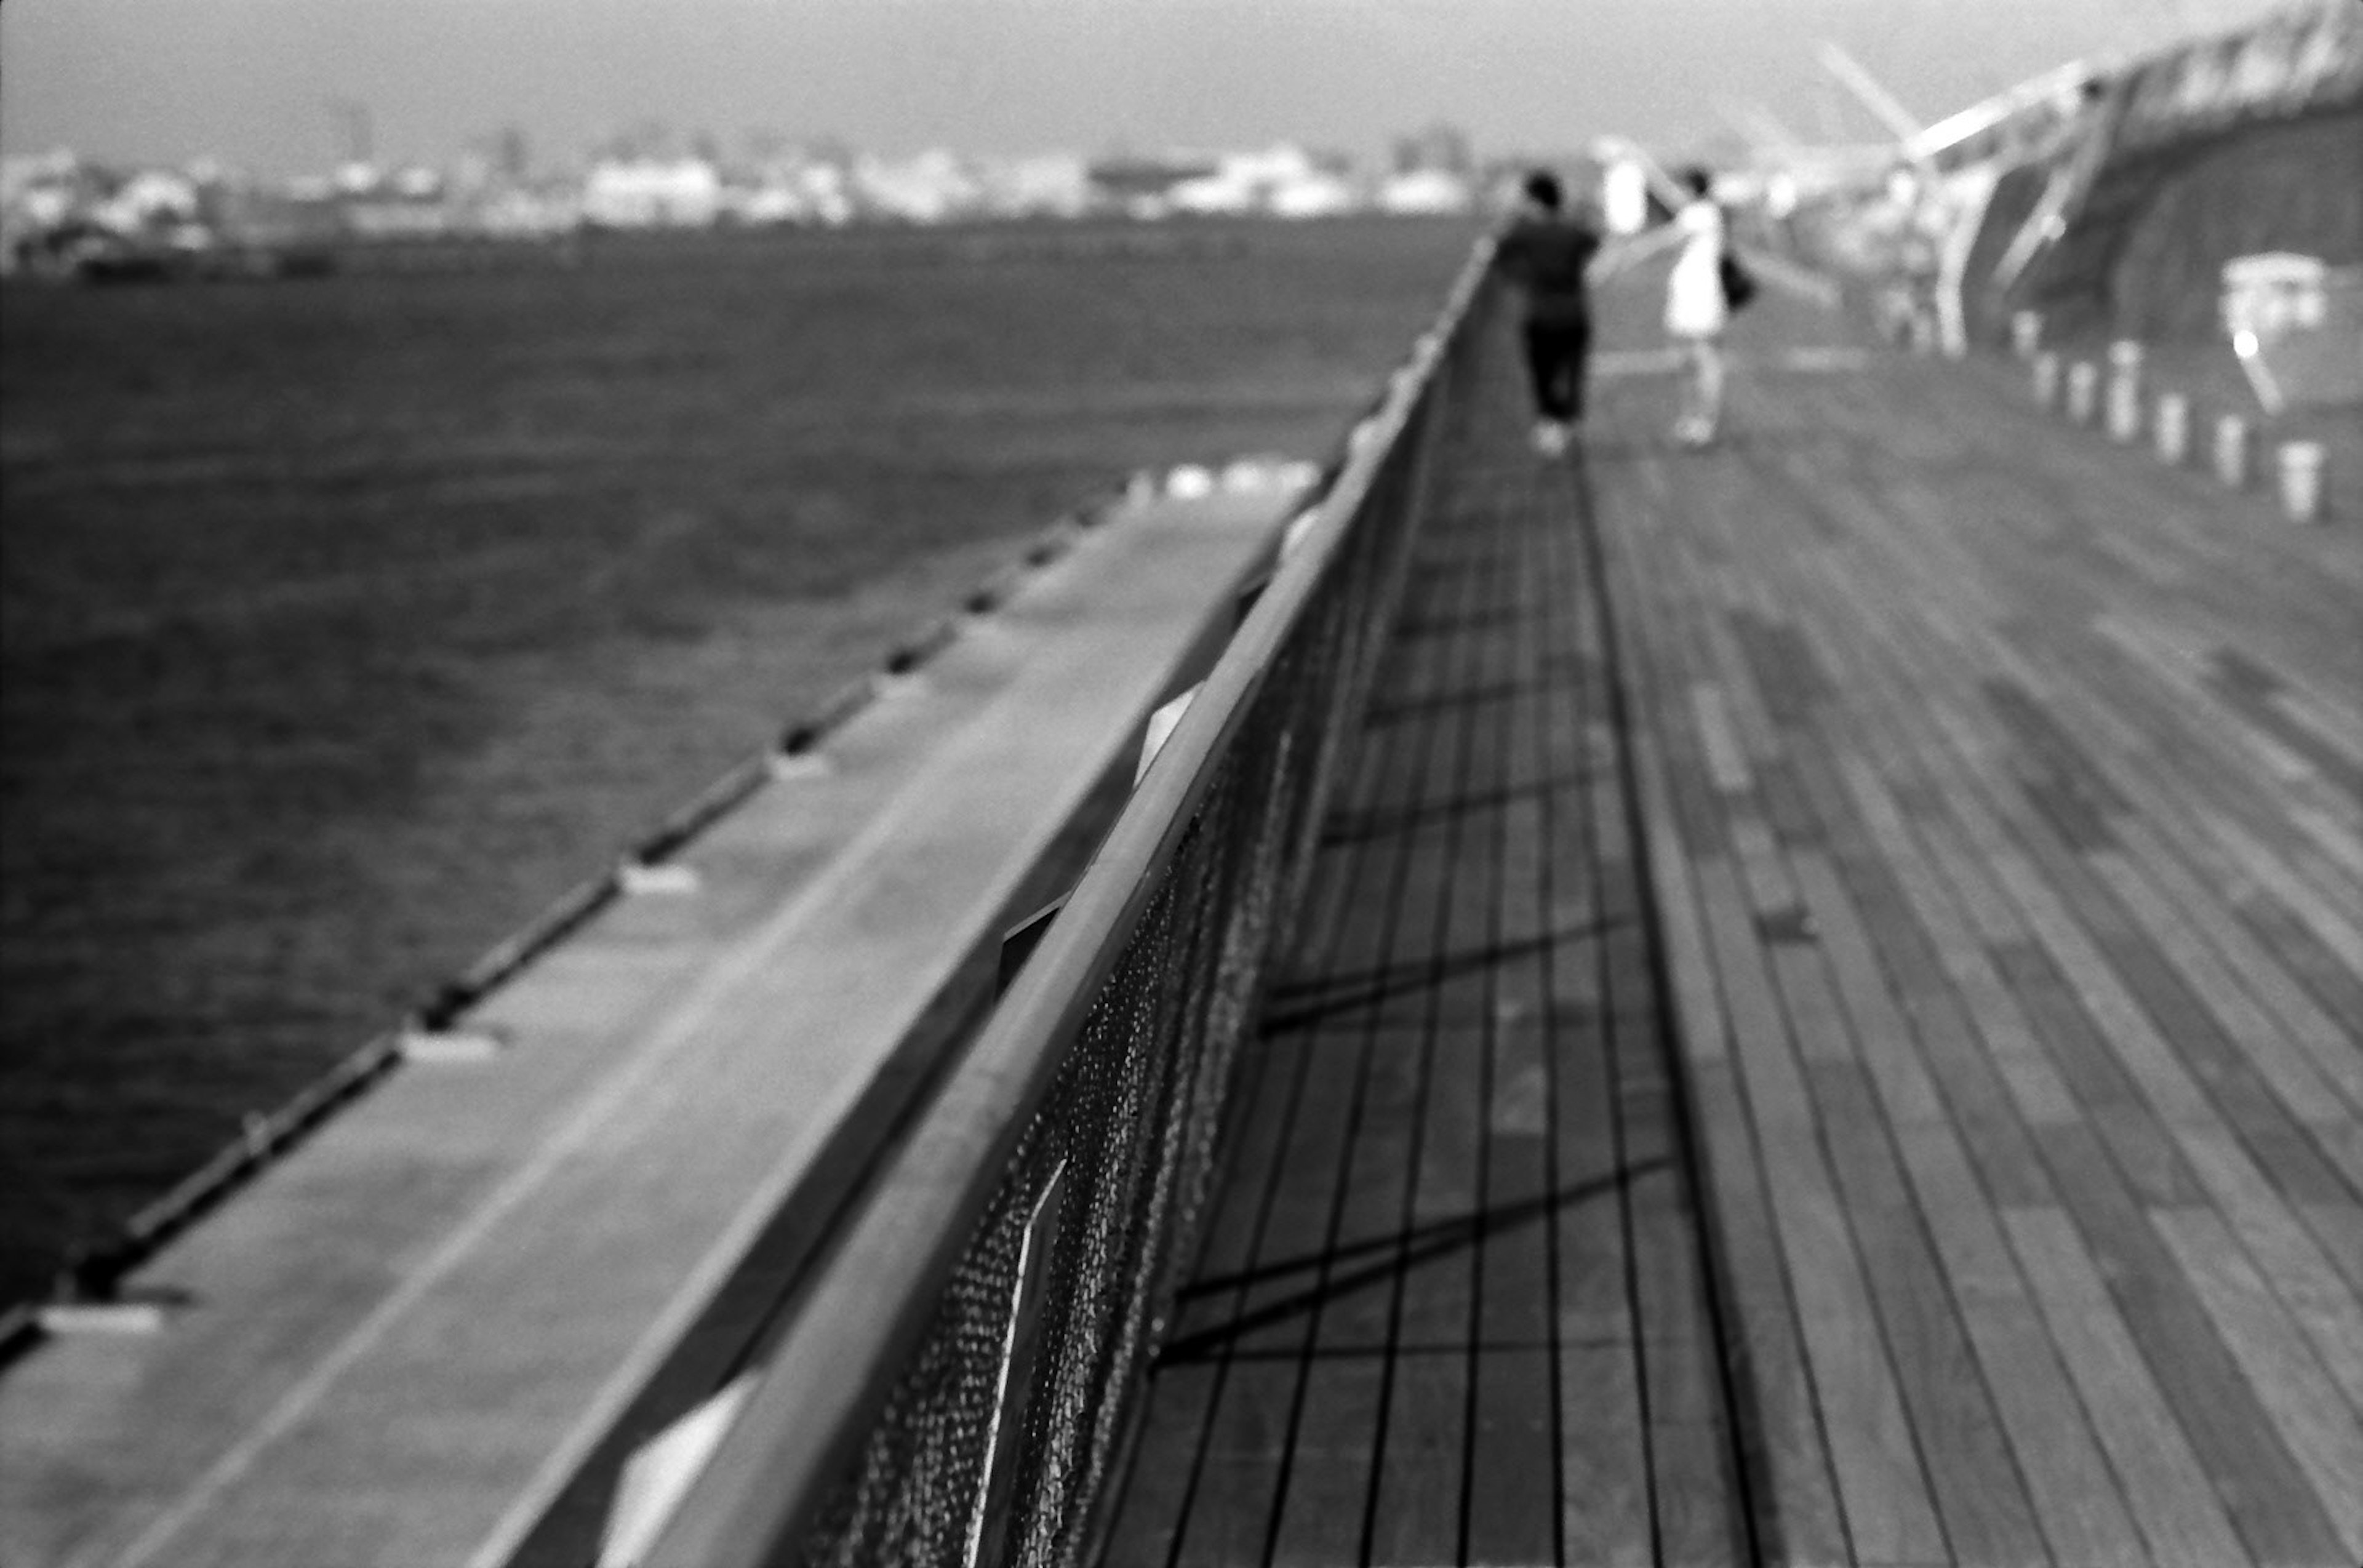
[644,244,1495,1568]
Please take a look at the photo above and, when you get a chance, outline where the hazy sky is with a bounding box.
[0,0,2278,174]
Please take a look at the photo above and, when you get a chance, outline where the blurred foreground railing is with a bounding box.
[641,244,1497,1568]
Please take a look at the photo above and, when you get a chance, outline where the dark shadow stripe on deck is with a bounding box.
[1565,447,1773,1568]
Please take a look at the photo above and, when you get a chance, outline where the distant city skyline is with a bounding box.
[2,0,2290,176]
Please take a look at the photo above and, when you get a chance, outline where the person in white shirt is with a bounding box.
[1591,164,1741,449]
[1661,168,1730,447]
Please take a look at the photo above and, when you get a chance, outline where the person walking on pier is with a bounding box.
[1663,166,1732,447]
[1586,161,1751,449]
[1493,170,1601,457]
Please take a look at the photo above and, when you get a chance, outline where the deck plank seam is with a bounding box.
[1149,488,1474,1563]
[1628,442,1994,1568]
[1263,495,1498,1566]
[1570,434,1785,1568]
[1505,439,1621,1568]
[1591,441,1869,1565]
[1786,455,2363,1228]
[1739,446,2363,1204]
[1354,481,1511,1567]
[1720,410,2363,1558]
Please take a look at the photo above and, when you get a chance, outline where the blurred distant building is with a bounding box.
[1086,154,1222,219]
[210,183,345,249]
[977,154,1093,220]
[582,157,724,228]
[2,122,1488,273]
[91,168,200,233]
[1265,165,1360,220]
[1375,168,1473,215]
[341,166,455,239]
[1167,144,1361,218]
[719,158,853,227]
[2,151,215,273]
[793,161,857,226]
[854,150,981,224]
[2,151,92,272]
[457,180,582,239]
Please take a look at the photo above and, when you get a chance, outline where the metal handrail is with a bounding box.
[643,240,1495,1568]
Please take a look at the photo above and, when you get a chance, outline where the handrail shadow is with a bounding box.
[1318,768,1609,849]
[1260,914,1628,1034]
[1155,1159,1668,1367]
[1361,670,1573,729]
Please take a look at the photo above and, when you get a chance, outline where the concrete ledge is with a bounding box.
[0,486,1293,1568]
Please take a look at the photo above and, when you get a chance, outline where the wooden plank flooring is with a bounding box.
[1585,278,2363,1567]
[1103,277,2361,1566]
[1101,317,1747,1567]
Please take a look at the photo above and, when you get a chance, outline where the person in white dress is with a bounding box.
[1590,164,1741,448]
[1662,169,1730,446]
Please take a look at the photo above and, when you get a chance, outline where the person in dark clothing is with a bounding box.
[1493,169,1601,456]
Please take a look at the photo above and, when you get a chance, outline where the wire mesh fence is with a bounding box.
[645,247,1497,1568]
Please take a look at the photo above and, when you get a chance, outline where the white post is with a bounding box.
[2033,351,2061,408]
[2066,361,2100,425]
[2153,393,2190,465]
[2106,341,2143,442]
[2215,415,2252,489]
[2277,441,2327,522]
[2010,310,2042,359]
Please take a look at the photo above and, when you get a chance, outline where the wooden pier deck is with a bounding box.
[4,267,2354,1567]
[1103,283,2362,1566]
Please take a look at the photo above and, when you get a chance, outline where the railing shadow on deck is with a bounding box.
[1316,766,1610,847]
[1359,667,1583,728]
[1257,914,1630,1035]
[1154,1161,1669,1369]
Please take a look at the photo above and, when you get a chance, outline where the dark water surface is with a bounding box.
[0,217,1474,1305]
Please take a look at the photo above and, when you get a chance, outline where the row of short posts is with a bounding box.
[2015,311,2329,523]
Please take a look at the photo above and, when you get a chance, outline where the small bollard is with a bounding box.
[2032,351,2062,409]
[2215,415,2252,489]
[2106,341,2143,442]
[2153,393,2190,465]
[2010,311,2043,359]
[2277,441,2327,522]
[2066,361,2100,425]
